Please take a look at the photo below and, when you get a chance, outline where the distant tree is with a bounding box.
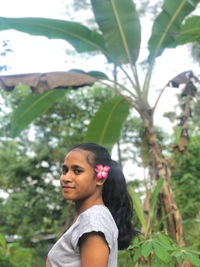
[164,85,200,250]
[0,40,12,73]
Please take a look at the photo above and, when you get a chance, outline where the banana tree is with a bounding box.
[0,0,200,243]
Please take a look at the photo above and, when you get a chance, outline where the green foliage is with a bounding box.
[0,17,106,54]
[127,165,200,265]
[171,135,200,249]
[91,0,141,64]
[1,0,198,68]
[0,234,32,267]
[84,96,130,152]
[0,233,6,249]
[1,1,200,264]
[128,178,164,235]
[0,255,18,267]
[148,0,199,62]
[127,232,200,266]
[0,84,116,246]
[177,16,200,45]
[118,249,134,266]
[128,186,147,233]
[10,89,67,137]
[171,135,200,217]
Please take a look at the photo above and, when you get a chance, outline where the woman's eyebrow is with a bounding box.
[62,164,84,169]
[71,164,84,169]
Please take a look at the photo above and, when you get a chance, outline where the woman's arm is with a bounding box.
[80,232,109,267]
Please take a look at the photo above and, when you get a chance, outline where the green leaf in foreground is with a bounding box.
[141,241,152,259]
[10,89,67,137]
[84,96,130,152]
[152,241,170,263]
[133,247,141,262]
[0,234,6,248]
[128,186,147,233]
[185,252,200,266]
[157,233,174,249]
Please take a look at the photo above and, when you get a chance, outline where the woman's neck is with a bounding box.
[74,197,104,219]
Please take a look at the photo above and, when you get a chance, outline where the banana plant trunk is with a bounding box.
[141,108,184,244]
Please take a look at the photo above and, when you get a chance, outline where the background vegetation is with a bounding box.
[0,0,200,266]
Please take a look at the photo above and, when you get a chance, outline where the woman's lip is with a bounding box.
[62,187,74,191]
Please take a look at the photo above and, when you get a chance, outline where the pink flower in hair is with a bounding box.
[94,164,110,179]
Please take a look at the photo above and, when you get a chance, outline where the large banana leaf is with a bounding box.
[176,16,200,45]
[84,96,130,152]
[10,89,66,137]
[0,17,107,54]
[91,0,141,65]
[148,0,199,62]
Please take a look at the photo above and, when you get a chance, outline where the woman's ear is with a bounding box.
[96,178,107,187]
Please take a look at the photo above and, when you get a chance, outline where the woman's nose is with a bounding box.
[60,172,72,184]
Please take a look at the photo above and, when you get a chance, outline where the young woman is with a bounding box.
[47,143,135,267]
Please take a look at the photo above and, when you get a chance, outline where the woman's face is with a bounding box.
[60,149,100,203]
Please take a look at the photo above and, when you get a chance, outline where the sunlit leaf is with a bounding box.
[10,89,67,137]
[84,96,130,152]
[91,0,141,64]
[0,233,6,248]
[152,241,170,263]
[157,233,173,248]
[184,248,200,256]
[148,0,199,62]
[185,252,200,266]
[141,241,152,259]
[176,16,200,45]
[0,17,107,54]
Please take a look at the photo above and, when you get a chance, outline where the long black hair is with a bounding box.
[69,143,136,250]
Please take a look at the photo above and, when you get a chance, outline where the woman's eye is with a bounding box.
[62,166,68,174]
[74,169,82,175]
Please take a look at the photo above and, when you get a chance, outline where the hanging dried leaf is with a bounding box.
[167,71,199,88]
[0,71,97,94]
[181,81,197,97]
